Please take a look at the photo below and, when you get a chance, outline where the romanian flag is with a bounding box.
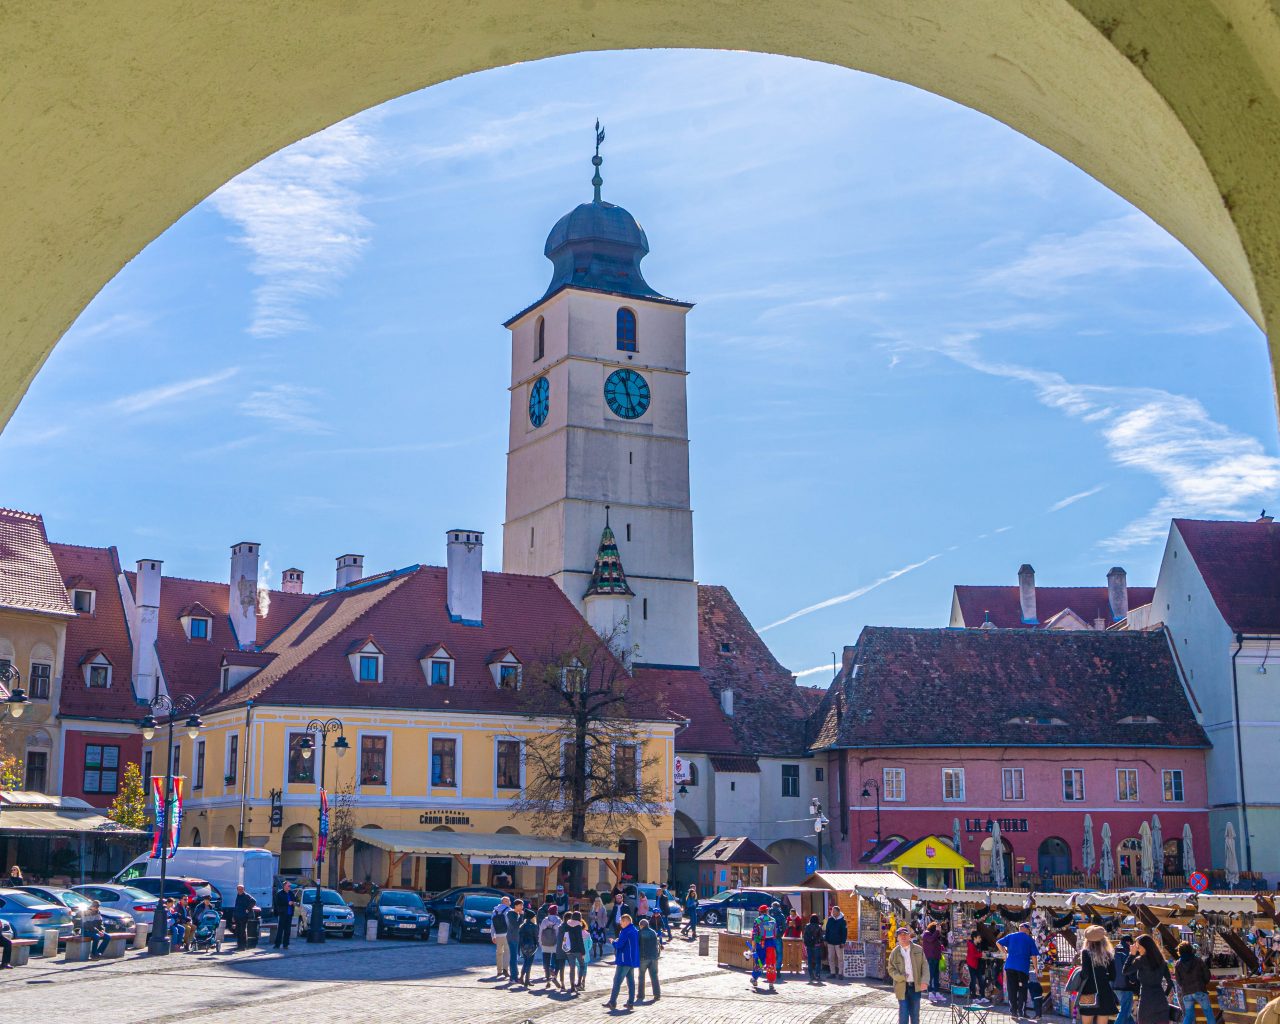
[316,788,330,865]
[149,776,184,859]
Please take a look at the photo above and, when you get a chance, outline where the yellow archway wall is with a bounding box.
[3,2,1280,429]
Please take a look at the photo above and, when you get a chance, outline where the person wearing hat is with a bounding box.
[750,903,780,991]
[888,926,929,1024]
[1112,936,1134,1024]
[1077,925,1119,1024]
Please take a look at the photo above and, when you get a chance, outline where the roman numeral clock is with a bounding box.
[603,368,650,420]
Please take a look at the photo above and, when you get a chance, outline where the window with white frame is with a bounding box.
[1117,768,1140,802]
[360,735,387,785]
[28,661,51,699]
[188,617,210,640]
[348,640,384,683]
[1062,768,1085,801]
[72,589,95,614]
[883,767,905,801]
[84,652,112,688]
[942,768,965,802]
[1001,767,1025,801]
[1162,769,1184,802]
[561,662,586,694]
[429,660,452,686]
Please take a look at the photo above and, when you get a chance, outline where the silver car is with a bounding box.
[0,888,75,941]
[72,883,160,919]
[298,888,356,938]
[17,886,135,934]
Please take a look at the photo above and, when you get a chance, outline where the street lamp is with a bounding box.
[810,798,829,870]
[137,692,202,955]
[860,778,882,846]
[301,718,346,944]
[1,665,28,719]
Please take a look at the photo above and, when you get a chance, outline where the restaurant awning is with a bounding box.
[0,791,146,836]
[352,828,621,863]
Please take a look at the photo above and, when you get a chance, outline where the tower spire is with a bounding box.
[584,514,633,597]
[592,119,605,203]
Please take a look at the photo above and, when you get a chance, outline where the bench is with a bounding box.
[8,938,37,967]
[103,932,135,959]
[64,935,93,963]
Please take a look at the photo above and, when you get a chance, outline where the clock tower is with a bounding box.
[502,135,699,669]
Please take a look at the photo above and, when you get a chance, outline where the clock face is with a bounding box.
[604,368,651,420]
[528,376,550,427]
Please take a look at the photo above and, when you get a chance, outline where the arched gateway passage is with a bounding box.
[3,3,1280,429]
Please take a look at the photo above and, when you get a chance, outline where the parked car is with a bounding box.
[694,888,773,927]
[451,893,505,942]
[366,889,434,939]
[422,885,506,928]
[127,875,222,908]
[620,883,683,928]
[298,887,356,938]
[0,888,76,942]
[71,883,159,919]
[16,886,134,934]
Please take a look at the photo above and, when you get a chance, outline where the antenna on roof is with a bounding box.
[592,119,605,202]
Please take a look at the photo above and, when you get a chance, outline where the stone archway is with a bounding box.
[280,823,315,878]
[765,837,817,885]
[222,825,237,847]
[4,4,1280,431]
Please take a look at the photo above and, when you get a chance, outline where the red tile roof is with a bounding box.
[707,754,761,773]
[953,584,1153,628]
[1174,518,1280,633]
[0,509,75,617]
[688,835,778,865]
[811,626,1208,750]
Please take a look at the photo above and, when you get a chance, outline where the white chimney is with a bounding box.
[720,687,734,717]
[132,558,163,702]
[446,530,484,625]
[1018,563,1037,624]
[335,554,364,589]
[1107,566,1129,621]
[281,568,305,594]
[229,542,260,650]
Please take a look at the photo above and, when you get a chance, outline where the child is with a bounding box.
[803,913,825,984]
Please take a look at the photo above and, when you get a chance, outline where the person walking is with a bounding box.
[559,910,587,993]
[517,908,539,987]
[824,904,848,979]
[636,917,662,1003]
[604,912,639,1011]
[82,900,111,959]
[682,885,698,939]
[1125,934,1174,1024]
[491,895,511,978]
[922,921,946,999]
[1174,942,1216,1024]
[998,922,1040,1019]
[888,927,929,1024]
[657,884,672,940]
[1077,926,1119,1024]
[1113,936,1135,1024]
[505,898,525,983]
[803,913,825,983]
[231,884,257,951]
[272,882,296,950]
[539,904,563,987]
[589,896,608,947]
[967,929,987,1002]
[750,903,780,992]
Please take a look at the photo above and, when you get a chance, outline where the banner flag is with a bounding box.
[316,788,330,865]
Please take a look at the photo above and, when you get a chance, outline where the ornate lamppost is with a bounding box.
[298,718,347,943]
[1,667,28,835]
[810,798,829,870]
[861,777,882,846]
[138,693,202,955]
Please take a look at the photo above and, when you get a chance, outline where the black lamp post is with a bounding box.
[138,693,202,955]
[299,718,347,944]
[1,668,28,836]
[810,798,829,870]
[860,778,882,846]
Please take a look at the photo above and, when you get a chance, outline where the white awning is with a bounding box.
[352,828,620,861]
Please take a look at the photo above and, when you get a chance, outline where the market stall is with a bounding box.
[713,885,830,975]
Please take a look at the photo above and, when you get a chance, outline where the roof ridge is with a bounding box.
[0,507,43,521]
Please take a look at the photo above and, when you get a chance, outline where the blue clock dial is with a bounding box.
[528,376,550,427]
[604,368,650,420]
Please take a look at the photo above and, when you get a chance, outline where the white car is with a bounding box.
[72,883,160,919]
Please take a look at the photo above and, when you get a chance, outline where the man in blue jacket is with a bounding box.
[604,913,639,1010]
[997,923,1040,1018]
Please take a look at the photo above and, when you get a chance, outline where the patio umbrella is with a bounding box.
[1224,821,1240,889]
[1099,823,1115,889]
[1082,814,1096,876]
[953,818,963,856]
[990,819,1006,887]
[1152,815,1163,886]
[1139,821,1154,887]
[1182,823,1195,874]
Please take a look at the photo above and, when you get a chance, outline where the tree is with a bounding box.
[108,761,149,829]
[0,732,22,792]
[510,623,666,849]
[327,779,358,888]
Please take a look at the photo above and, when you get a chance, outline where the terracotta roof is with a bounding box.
[707,753,761,772]
[953,584,1153,629]
[1173,518,1280,633]
[810,626,1208,750]
[688,835,778,865]
[0,509,75,617]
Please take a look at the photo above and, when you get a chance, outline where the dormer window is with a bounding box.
[616,308,637,352]
[179,603,215,641]
[499,665,520,689]
[489,649,522,689]
[561,661,586,693]
[189,617,210,640]
[81,650,112,689]
[347,639,384,683]
[359,655,379,681]
[72,589,95,614]
[419,644,454,686]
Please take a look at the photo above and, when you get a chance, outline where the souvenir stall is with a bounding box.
[713,886,830,975]
[797,871,910,980]
[1183,894,1280,1024]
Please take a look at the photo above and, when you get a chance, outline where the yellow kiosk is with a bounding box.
[869,835,973,889]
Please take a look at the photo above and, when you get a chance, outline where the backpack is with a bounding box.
[758,915,777,941]
[1066,966,1085,995]
[540,919,559,947]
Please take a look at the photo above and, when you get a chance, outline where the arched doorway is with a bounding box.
[673,811,701,840]
[190,827,202,848]
[619,829,646,885]
[980,836,1014,882]
[765,838,817,885]
[222,825,237,847]
[280,823,315,878]
[1117,838,1142,878]
[1037,836,1071,876]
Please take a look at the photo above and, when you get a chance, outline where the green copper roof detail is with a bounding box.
[585,509,633,598]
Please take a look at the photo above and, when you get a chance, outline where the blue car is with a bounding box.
[0,888,76,942]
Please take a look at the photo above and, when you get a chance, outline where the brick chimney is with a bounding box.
[1018,564,1037,624]
[335,554,364,589]
[280,568,304,594]
[446,530,484,625]
[1107,566,1129,621]
[229,542,259,650]
[841,645,856,674]
[132,558,162,702]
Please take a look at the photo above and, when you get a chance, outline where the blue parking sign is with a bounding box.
[805,855,819,874]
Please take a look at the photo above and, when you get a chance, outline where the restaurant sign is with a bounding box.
[472,856,550,867]
[965,818,1029,833]
[418,812,472,826]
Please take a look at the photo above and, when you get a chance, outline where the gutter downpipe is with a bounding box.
[237,700,254,848]
[1230,635,1251,872]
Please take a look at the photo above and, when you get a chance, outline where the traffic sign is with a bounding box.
[1189,870,1209,892]
[805,855,819,875]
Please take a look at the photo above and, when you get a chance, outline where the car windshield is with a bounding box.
[702,891,734,903]
[462,896,503,911]
[4,892,56,909]
[301,890,345,906]
[379,892,424,909]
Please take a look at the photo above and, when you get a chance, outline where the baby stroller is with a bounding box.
[190,907,222,953]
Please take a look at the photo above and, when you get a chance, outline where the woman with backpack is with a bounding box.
[539,904,563,987]
[803,913,825,984]
[558,910,587,993]
[1125,934,1174,1024]
[517,909,539,987]
[1075,926,1119,1024]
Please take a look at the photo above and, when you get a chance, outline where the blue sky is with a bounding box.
[2,50,1276,683]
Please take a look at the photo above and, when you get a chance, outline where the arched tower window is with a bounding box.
[534,316,545,361]
[616,308,637,352]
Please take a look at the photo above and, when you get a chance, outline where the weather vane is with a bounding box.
[592,119,605,202]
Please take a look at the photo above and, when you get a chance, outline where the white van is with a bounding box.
[114,847,276,912]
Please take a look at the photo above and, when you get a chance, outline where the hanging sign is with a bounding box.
[674,757,691,784]
[471,856,549,867]
[149,776,184,859]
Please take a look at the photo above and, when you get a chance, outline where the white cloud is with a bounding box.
[240,384,330,434]
[111,368,239,415]
[1048,485,1106,512]
[761,553,943,632]
[210,120,376,337]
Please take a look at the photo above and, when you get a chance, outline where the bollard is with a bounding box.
[436,922,450,944]
[133,922,150,950]
[215,921,226,945]
[698,934,709,956]
[365,919,378,941]
[42,928,59,958]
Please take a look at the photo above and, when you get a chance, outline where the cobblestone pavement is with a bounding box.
[0,933,982,1024]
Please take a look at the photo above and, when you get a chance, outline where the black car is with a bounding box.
[422,885,506,928]
[695,888,773,927]
[451,894,505,942]
[366,889,434,939]
[16,885,135,934]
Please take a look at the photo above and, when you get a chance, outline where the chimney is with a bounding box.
[1017,564,1037,624]
[132,558,163,702]
[281,568,305,594]
[335,554,364,589]
[1107,566,1129,621]
[720,687,734,717]
[841,645,856,674]
[446,530,484,625]
[229,542,260,649]
[1093,616,1108,631]
[1258,510,1274,523]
